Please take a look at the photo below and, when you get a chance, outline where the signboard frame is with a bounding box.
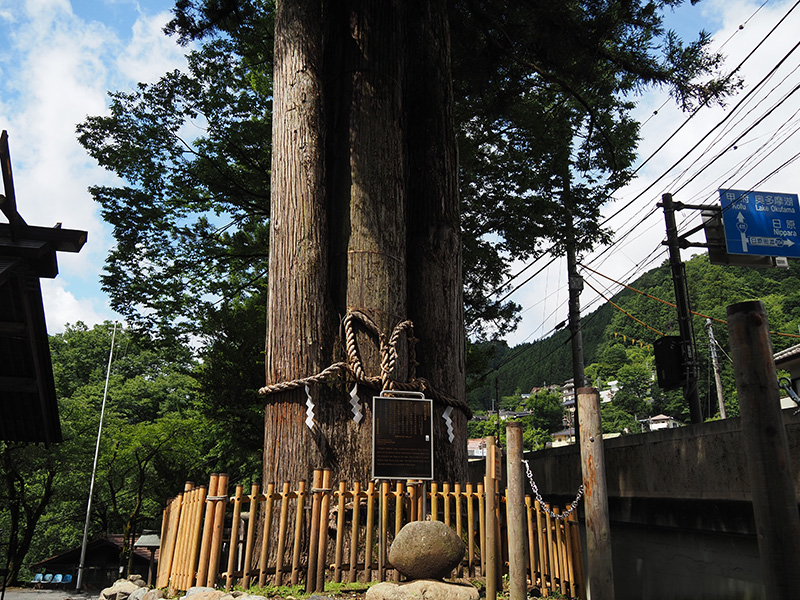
[372,390,434,481]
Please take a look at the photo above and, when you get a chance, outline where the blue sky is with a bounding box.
[0,0,184,331]
[1,0,799,346]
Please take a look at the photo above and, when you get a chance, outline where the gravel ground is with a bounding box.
[0,588,89,600]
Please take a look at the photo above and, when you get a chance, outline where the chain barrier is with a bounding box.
[522,459,584,520]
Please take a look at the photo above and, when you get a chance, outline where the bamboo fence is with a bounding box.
[156,470,584,598]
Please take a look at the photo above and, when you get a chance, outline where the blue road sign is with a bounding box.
[719,189,800,258]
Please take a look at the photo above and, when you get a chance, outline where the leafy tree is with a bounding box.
[613,362,654,415]
[466,415,552,452]
[77,0,734,345]
[601,402,642,435]
[77,0,737,486]
[76,34,271,344]
[0,323,210,584]
[525,390,566,433]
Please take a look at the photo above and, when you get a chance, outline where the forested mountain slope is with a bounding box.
[467,253,800,414]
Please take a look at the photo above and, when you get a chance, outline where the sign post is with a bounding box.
[719,189,800,258]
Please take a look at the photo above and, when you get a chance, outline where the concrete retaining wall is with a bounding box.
[507,408,800,599]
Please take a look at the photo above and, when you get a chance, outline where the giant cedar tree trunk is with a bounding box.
[264,0,334,486]
[265,0,467,487]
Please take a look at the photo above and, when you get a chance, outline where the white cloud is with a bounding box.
[40,278,110,333]
[1,0,187,332]
[117,10,185,83]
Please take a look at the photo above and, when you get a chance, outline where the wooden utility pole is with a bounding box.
[660,193,703,423]
[563,187,585,440]
[577,387,614,599]
[727,300,800,599]
[505,422,526,600]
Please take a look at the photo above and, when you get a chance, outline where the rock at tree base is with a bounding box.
[99,578,142,600]
[388,520,465,580]
[366,580,479,600]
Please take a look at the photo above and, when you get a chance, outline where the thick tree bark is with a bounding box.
[265,0,468,487]
[405,0,467,481]
[264,0,334,486]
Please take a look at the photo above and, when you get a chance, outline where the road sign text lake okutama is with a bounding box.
[719,188,800,258]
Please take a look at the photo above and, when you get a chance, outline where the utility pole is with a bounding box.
[705,318,727,419]
[567,242,586,391]
[564,186,585,440]
[660,193,703,423]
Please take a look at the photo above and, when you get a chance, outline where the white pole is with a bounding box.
[76,321,118,591]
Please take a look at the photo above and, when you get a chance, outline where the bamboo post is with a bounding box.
[156,503,171,589]
[443,482,451,526]
[316,469,333,592]
[485,437,498,600]
[306,470,323,592]
[564,510,576,597]
[291,480,307,585]
[553,507,566,596]
[195,474,219,587]
[171,486,191,591]
[349,481,361,583]
[258,482,276,587]
[454,482,463,577]
[365,481,376,581]
[394,481,404,535]
[727,300,800,599]
[392,481,403,582]
[430,482,439,521]
[454,482,463,537]
[569,511,586,597]
[525,497,537,588]
[505,422,526,600]
[578,387,614,599]
[334,481,347,582]
[543,506,553,589]
[190,486,208,590]
[466,483,476,575]
[206,473,229,588]
[225,484,244,591]
[242,483,260,589]
[274,481,291,586]
[535,501,548,596]
[379,481,389,581]
[408,481,418,522]
[171,492,185,591]
[477,481,486,576]
[542,503,553,596]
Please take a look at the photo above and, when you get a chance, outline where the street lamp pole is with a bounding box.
[76,321,118,591]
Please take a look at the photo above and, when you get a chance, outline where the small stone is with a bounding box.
[181,588,225,600]
[366,580,479,600]
[388,520,465,580]
[99,578,141,600]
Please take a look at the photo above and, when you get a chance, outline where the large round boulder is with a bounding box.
[388,520,465,580]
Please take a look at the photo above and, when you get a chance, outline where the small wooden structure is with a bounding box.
[30,534,156,589]
[0,130,87,444]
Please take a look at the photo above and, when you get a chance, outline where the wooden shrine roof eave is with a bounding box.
[0,130,89,445]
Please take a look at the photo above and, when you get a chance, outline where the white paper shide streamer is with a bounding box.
[305,384,316,429]
[350,384,363,423]
[443,405,454,442]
